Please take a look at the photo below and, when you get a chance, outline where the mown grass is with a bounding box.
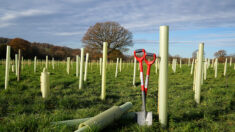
[0,61,234,132]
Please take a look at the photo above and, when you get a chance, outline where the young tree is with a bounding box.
[82,21,133,56]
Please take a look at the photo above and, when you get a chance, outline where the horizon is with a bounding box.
[1,0,235,58]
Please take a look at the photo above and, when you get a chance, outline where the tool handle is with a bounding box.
[135,49,144,53]
[144,53,156,67]
[134,49,146,65]
[144,53,156,95]
[146,53,155,57]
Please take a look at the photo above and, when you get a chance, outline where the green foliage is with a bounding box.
[0,62,234,131]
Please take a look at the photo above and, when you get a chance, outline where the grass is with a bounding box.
[0,61,234,132]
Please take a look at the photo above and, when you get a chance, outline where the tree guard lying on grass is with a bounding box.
[51,112,136,127]
[76,102,133,132]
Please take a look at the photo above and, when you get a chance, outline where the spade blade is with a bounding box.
[136,111,152,126]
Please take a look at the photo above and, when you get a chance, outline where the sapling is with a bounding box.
[119,58,122,72]
[34,56,37,73]
[22,57,24,70]
[201,58,204,85]
[5,46,11,89]
[100,58,102,75]
[79,48,84,89]
[76,55,79,77]
[224,58,227,76]
[67,57,70,74]
[12,65,14,72]
[15,54,18,76]
[195,43,204,104]
[180,58,182,68]
[101,42,107,100]
[230,57,232,67]
[84,53,89,81]
[52,57,55,70]
[155,59,158,74]
[159,26,168,127]
[133,58,136,86]
[188,58,190,66]
[207,58,210,68]
[115,58,119,78]
[46,56,48,69]
[40,68,50,98]
[211,59,214,68]
[204,58,207,80]
[215,58,218,78]
[17,49,21,82]
[190,59,194,75]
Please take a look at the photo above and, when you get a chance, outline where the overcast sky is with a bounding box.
[0,0,235,58]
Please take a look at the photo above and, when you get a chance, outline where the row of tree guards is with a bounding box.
[2,25,235,130]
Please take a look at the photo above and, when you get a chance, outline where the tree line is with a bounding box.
[0,37,80,60]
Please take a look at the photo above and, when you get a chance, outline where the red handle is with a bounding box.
[144,53,156,75]
[134,49,146,72]
[134,49,146,63]
[144,53,156,94]
[134,49,146,92]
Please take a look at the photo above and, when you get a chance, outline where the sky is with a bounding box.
[0,0,235,58]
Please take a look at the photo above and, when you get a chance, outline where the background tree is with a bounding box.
[214,50,227,58]
[214,50,227,62]
[0,37,80,60]
[192,49,198,58]
[8,38,32,59]
[82,21,133,58]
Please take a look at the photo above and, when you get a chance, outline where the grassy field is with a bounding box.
[0,61,234,132]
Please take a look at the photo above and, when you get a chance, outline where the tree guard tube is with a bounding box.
[76,102,133,132]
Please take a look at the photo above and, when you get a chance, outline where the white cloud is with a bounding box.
[0,23,13,28]
[0,9,54,21]
[54,31,84,36]
[134,39,193,44]
[0,0,235,49]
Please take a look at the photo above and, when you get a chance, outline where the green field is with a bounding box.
[0,62,234,131]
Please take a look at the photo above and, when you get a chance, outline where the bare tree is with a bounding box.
[192,50,198,58]
[192,49,205,58]
[82,22,133,55]
[214,50,227,58]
